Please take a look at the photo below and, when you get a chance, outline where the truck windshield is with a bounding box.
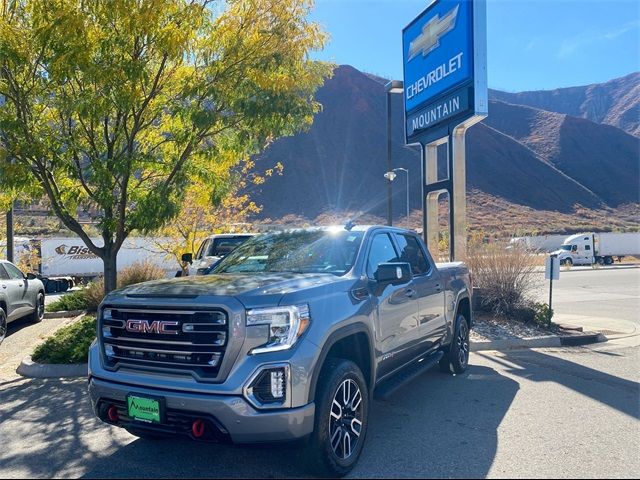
[211,230,364,276]
[207,237,251,257]
[560,245,572,251]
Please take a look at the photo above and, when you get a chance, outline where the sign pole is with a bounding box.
[548,253,556,322]
[6,205,13,263]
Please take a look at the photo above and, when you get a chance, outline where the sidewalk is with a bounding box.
[553,313,640,348]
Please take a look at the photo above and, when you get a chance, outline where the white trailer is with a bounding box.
[553,232,640,266]
[39,237,177,278]
[509,234,569,253]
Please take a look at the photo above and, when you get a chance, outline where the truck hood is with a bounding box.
[109,272,348,306]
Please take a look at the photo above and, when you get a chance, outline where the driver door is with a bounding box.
[367,232,420,379]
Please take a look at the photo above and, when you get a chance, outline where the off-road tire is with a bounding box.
[439,313,470,374]
[304,358,369,477]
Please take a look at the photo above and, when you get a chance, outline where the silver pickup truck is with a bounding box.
[88,225,472,476]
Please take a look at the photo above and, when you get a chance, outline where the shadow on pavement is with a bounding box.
[478,349,640,420]
[4,315,36,339]
[76,364,518,479]
[3,349,638,478]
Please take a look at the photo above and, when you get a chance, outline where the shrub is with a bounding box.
[118,261,166,288]
[84,279,106,311]
[467,239,542,318]
[32,316,96,364]
[45,262,165,313]
[532,302,553,326]
[45,290,89,312]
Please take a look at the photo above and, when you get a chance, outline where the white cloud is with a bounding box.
[557,20,640,58]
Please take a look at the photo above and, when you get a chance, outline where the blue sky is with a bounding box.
[310,0,640,92]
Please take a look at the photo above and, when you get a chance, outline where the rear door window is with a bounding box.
[394,233,430,275]
[0,264,9,280]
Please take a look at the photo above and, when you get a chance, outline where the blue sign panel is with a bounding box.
[403,0,486,141]
[406,87,469,137]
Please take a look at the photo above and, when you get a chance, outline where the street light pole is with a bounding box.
[384,80,404,227]
[393,168,409,226]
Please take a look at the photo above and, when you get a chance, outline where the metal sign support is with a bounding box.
[421,123,469,262]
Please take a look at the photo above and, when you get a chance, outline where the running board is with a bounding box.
[374,351,444,400]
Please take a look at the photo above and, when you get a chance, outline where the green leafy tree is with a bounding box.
[0,0,331,292]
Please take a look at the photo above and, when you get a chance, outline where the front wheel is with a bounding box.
[439,314,470,374]
[304,359,369,477]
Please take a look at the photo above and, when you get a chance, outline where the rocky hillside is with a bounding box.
[250,66,639,233]
[489,72,640,137]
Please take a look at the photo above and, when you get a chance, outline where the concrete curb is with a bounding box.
[43,310,86,319]
[16,356,87,379]
[471,332,607,352]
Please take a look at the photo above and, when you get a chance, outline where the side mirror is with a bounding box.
[26,273,37,280]
[181,253,193,264]
[375,262,413,286]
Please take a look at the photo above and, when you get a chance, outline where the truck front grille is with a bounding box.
[100,307,228,380]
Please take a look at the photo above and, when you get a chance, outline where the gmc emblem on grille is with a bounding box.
[125,319,180,335]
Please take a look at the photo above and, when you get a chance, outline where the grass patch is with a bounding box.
[32,316,96,364]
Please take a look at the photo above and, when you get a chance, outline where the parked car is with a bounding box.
[0,260,46,345]
[88,225,472,476]
[188,233,256,274]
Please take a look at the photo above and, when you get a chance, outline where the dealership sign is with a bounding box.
[403,0,487,142]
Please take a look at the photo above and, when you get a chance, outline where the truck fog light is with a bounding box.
[244,364,291,409]
[270,370,284,398]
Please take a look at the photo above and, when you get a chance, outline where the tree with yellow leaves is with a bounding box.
[0,0,331,293]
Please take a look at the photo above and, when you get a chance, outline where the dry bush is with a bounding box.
[84,279,106,311]
[467,239,542,317]
[118,261,166,288]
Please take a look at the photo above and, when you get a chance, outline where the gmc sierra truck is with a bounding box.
[88,225,473,476]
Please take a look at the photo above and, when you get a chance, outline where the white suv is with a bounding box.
[0,260,45,345]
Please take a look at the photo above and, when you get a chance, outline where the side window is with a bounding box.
[0,265,9,280]
[395,233,430,275]
[585,245,591,251]
[3,262,24,280]
[366,234,399,279]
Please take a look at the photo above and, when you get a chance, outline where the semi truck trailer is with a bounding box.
[554,232,640,266]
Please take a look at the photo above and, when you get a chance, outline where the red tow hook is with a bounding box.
[192,419,206,438]
[107,405,119,422]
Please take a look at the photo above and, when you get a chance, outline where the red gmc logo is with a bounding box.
[125,319,179,335]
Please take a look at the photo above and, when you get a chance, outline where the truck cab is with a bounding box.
[190,233,255,274]
[556,234,594,266]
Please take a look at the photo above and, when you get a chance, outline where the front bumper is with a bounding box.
[89,377,315,443]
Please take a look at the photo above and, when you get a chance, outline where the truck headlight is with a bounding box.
[246,304,310,354]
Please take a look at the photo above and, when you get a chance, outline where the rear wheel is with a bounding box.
[304,359,369,477]
[439,313,470,374]
[0,308,7,346]
[604,256,614,265]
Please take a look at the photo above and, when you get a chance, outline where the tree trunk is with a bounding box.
[103,252,118,295]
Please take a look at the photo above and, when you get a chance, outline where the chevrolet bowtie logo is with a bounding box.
[408,5,459,61]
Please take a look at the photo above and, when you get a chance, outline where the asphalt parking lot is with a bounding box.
[0,266,638,478]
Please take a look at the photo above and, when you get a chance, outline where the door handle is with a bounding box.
[405,288,416,298]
